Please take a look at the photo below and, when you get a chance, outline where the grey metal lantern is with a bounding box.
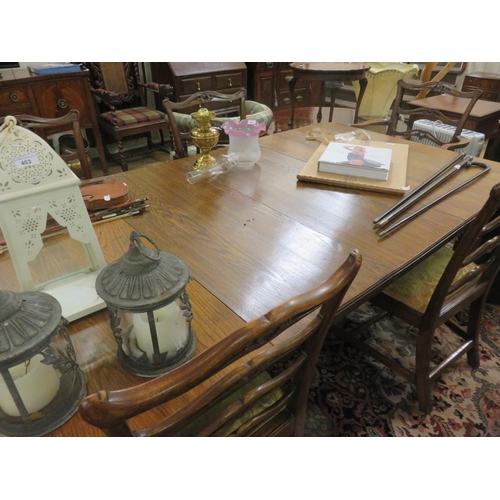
[96,231,196,377]
[0,289,86,436]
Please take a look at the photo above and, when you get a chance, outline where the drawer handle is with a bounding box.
[265,62,274,68]
[283,97,291,105]
[196,82,201,91]
[58,98,68,109]
[10,93,19,102]
[228,78,232,87]
[285,76,294,84]
[296,95,303,103]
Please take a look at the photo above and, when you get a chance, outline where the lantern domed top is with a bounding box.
[95,231,190,312]
[0,290,62,365]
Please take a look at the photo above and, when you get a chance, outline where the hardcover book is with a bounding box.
[318,142,392,181]
[297,140,409,196]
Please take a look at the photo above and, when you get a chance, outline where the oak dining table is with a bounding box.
[2,121,500,437]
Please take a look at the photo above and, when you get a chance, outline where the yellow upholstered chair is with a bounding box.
[78,250,361,437]
[352,62,420,119]
[332,184,500,413]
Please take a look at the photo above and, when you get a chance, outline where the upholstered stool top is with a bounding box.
[100,106,166,127]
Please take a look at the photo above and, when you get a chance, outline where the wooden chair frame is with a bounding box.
[354,79,482,151]
[7,110,92,179]
[332,184,500,412]
[162,88,247,159]
[79,250,361,437]
[86,62,173,171]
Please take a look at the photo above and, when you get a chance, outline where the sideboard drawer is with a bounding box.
[0,85,34,114]
[32,78,93,123]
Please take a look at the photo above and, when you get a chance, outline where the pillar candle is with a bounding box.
[0,354,61,417]
[133,302,189,363]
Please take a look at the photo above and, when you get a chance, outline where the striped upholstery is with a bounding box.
[165,100,273,134]
[100,106,165,127]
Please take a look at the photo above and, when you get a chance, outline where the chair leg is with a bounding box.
[117,140,128,172]
[465,300,483,369]
[415,328,434,413]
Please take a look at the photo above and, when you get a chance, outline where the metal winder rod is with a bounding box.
[378,161,491,237]
[373,152,467,226]
[374,154,472,228]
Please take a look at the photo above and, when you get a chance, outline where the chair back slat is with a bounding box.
[2,111,92,179]
[79,250,361,437]
[163,89,246,158]
[427,184,500,322]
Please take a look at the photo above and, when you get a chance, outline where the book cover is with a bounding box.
[297,140,409,196]
[318,142,392,181]
[30,63,82,75]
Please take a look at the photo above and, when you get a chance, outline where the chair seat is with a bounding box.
[381,245,476,313]
[100,106,166,128]
[174,371,284,437]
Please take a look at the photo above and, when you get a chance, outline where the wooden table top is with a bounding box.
[289,63,370,82]
[2,122,500,436]
[408,94,500,119]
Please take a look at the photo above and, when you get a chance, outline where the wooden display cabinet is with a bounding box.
[247,62,321,110]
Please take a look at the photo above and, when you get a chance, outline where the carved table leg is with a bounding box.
[288,77,297,126]
[353,77,368,124]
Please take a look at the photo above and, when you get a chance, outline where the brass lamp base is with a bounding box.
[190,108,219,171]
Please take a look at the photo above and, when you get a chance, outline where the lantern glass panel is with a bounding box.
[0,316,86,437]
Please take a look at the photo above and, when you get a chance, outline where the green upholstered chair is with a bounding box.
[163,89,273,159]
[332,184,500,413]
[78,250,361,437]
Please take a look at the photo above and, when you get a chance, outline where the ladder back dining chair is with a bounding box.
[79,249,361,437]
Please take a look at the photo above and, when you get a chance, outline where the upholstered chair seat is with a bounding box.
[382,245,477,313]
[100,106,166,128]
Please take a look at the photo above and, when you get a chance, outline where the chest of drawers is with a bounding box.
[462,72,500,102]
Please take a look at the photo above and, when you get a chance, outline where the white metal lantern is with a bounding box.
[0,116,107,321]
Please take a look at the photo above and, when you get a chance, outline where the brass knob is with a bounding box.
[283,97,291,105]
[228,78,232,87]
[58,98,68,109]
[9,93,19,102]
[296,95,303,103]
[196,82,201,91]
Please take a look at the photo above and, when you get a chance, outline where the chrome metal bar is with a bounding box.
[373,152,467,225]
[378,162,491,237]
[374,155,472,228]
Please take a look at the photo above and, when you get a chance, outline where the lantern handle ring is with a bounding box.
[133,233,161,261]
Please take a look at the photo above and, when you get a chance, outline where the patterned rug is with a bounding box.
[305,302,500,437]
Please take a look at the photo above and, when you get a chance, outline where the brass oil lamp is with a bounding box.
[190,108,219,171]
